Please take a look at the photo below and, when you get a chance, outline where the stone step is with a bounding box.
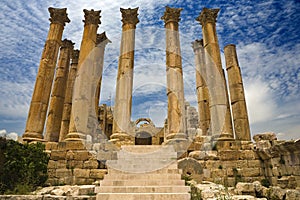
[103,173,182,180]
[95,186,190,193]
[100,179,185,186]
[96,193,191,200]
[108,168,182,174]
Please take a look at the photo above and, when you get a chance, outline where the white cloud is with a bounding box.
[0,129,19,141]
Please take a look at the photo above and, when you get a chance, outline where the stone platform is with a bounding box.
[96,145,190,200]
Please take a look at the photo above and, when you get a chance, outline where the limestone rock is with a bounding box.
[253,132,277,142]
[235,182,255,196]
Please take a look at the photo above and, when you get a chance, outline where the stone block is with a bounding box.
[74,151,91,161]
[83,159,99,169]
[57,160,67,168]
[45,142,58,150]
[239,150,257,160]
[90,169,107,179]
[50,150,66,160]
[48,160,57,169]
[67,160,84,169]
[236,160,248,168]
[74,177,94,185]
[219,150,240,160]
[56,168,72,177]
[74,169,90,178]
[247,160,262,168]
[65,141,87,150]
[47,169,56,178]
[241,168,261,177]
[235,182,255,195]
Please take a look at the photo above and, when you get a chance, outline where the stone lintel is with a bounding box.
[96,32,112,46]
[192,39,204,51]
[196,7,220,26]
[61,39,74,49]
[71,49,80,63]
[120,7,139,27]
[48,7,70,26]
[83,9,101,26]
[161,6,183,24]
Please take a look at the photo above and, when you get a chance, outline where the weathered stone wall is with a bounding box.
[45,141,110,185]
[254,133,300,189]
[187,133,300,189]
[188,141,265,187]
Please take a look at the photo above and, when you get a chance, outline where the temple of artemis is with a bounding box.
[19,5,300,195]
[22,6,251,145]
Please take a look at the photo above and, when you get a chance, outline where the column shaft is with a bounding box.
[224,44,251,141]
[66,9,101,141]
[23,7,70,142]
[111,8,139,145]
[94,32,111,117]
[192,39,210,136]
[161,6,186,140]
[59,49,79,141]
[196,8,233,139]
[45,39,74,142]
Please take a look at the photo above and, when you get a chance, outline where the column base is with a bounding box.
[22,132,45,143]
[166,132,187,140]
[64,132,86,141]
[110,132,134,147]
[211,133,234,141]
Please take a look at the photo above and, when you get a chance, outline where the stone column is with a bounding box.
[161,6,186,140]
[44,39,74,142]
[94,32,111,116]
[196,8,233,139]
[192,39,210,136]
[66,9,101,141]
[110,8,139,145]
[224,44,251,141]
[59,49,79,141]
[23,7,70,142]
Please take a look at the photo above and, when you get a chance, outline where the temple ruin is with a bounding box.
[19,6,299,200]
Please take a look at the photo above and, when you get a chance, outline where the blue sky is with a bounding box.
[0,0,299,140]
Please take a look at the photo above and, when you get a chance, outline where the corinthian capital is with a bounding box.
[192,39,204,52]
[48,7,70,26]
[96,32,112,46]
[161,6,183,24]
[61,39,74,49]
[120,7,139,27]
[196,8,220,26]
[83,9,101,26]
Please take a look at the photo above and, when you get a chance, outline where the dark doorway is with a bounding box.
[135,132,152,145]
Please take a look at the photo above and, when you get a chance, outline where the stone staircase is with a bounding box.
[96,145,191,200]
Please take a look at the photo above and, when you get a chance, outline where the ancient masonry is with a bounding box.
[21,6,299,199]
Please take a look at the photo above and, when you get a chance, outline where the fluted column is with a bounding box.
[192,39,210,136]
[94,32,111,116]
[161,6,186,140]
[66,9,101,141]
[196,8,233,139]
[23,7,70,142]
[45,39,74,142]
[110,8,139,145]
[59,49,79,141]
[224,44,251,141]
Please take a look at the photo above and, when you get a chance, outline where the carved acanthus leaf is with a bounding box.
[83,9,101,26]
[120,7,139,27]
[196,8,220,25]
[48,7,70,26]
[161,6,183,24]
